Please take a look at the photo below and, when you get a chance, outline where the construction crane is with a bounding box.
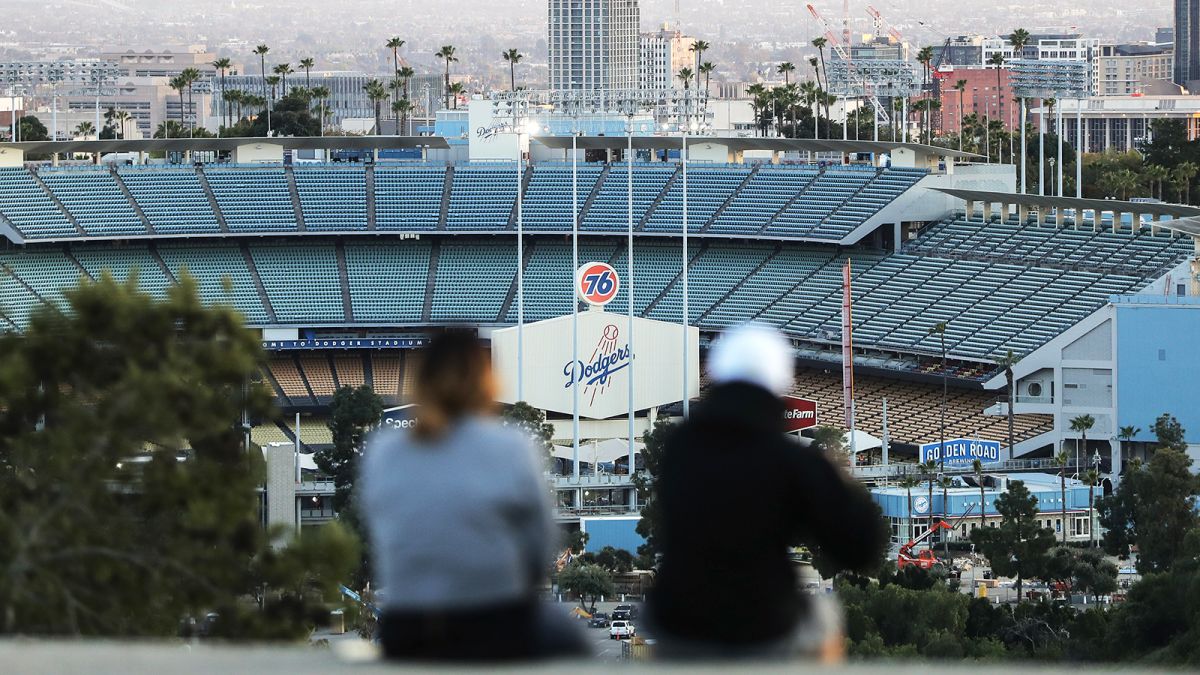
[865,5,903,44]
[897,503,977,571]
[806,3,891,125]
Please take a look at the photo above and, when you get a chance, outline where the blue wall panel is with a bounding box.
[1117,303,1200,444]
[581,517,644,555]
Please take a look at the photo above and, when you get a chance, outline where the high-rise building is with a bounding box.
[1096,44,1175,96]
[548,0,641,91]
[1175,0,1200,87]
[640,26,695,91]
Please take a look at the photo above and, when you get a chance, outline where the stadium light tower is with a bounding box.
[570,109,581,480]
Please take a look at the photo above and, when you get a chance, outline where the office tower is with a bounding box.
[1177,0,1200,86]
[548,0,641,91]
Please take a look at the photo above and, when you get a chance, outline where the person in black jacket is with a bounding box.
[647,324,887,659]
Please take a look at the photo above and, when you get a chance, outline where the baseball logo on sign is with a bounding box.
[576,262,620,307]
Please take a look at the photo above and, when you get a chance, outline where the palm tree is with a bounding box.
[364,79,387,134]
[502,49,524,91]
[253,44,270,101]
[1117,425,1141,467]
[699,62,715,95]
[212,57,232,131]
[690,40,710,83]
[266,74,281,103]
[169,75,187,125]
[386,37,405,107]
[180,67,202,133]
[972,459,987,532]
[812,37,831,126]
[299,57,315,89]
[436,45,458,110]
[387,37,405,76]
[987,52,1006,162]
[746,83,767,137]
[393,98,415,135]
[153,119,187,139]
[223,89,242,123]
[994,349,1021,460]
[1171,161,1199,203]
[677,67,694,90]
[777,61,795,86]
[273,63,294,97]
[811,57,820,136]
[73,121,95,138]
[1009,29,1031,172]
[899,474,921,543]
[1143,164,1169,201]
[448,82,466,109]
[1055,449,1070,543]
[398,65,415,101]
[1082,469,1100,547]
[113,110,132,139]
[309,85,331,135]
[916,46,935,142]
[1070,414,1095,476]
[921,459,939,545]
[953,79,967,150]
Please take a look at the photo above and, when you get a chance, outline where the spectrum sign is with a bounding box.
[781,396,818,432]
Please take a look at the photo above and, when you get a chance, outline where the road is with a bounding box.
[569,600,649,662]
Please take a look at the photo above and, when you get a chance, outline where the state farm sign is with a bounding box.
[781,396,818,432]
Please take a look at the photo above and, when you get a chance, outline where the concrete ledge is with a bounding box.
[0,639,1181,674]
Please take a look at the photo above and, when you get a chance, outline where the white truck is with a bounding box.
[609,620,635,640]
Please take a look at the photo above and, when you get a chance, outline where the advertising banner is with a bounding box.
[491,310,700,420]
[781,396,818,432]
[918,438,1002,466]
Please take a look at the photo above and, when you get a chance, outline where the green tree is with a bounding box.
[16,115,49,141]
[699,61,715,94]
[316,385,383,514]
[812,37,831,126]
[972,459,988,532]
[558,562,615,613]
[253,44,270,102]
[633,414,674,559]
[970,480,1056,600]
[1055,449,1070,543]
[1082,469,1100,547]
[810,425,845,459]
[448,81,466,109]
[777,61,795,86]
[899,474,921,542]
[994,349,1020,459]
[435,45,458,110]
[1072,548,1118,603]
[502,48,524,91]
[677,67,694,90]
[0,275,356,637]
[594,546,634,575]
[499,401,554,458]
[238,92,319,137]
[1152,412,1188,452]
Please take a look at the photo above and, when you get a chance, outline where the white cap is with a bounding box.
[706,324,795,396]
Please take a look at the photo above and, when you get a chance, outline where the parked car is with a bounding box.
[588,612,610,628]
[609,620,635,640]
[610,609,629,622]
[613,603,639,619]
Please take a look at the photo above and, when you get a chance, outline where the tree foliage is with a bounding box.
[632,414,674,559]
[316,385,383,514]
[593,546,634,575]
[557,562,615,612]
[499,401,554,458]
[1098,446,1198,573]
[0,275,356,637]
[970,480,1055,599]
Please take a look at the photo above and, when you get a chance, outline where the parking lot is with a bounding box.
[570,601,649,662]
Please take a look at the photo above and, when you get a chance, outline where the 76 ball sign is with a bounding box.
[576,262,620,307]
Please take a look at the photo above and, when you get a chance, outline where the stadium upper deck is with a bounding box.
[0,162,926,243]
[0,141,1193,382]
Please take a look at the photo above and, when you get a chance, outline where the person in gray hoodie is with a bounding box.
[360,330,583,661]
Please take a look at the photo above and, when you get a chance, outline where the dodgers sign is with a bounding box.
[919,438,1002,467]
[576,262,620,306]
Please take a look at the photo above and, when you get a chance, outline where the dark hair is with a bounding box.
[412,330,495,441]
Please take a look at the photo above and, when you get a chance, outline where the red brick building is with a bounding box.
[936,66,1018,134]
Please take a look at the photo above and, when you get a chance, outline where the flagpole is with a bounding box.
[627,115,636,487]
[571,120,580,481]
[681,130,690,419]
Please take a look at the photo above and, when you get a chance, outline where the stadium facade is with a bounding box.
[0,133,1197,544]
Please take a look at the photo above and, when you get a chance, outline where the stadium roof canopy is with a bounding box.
[0,135,450,154]
[532,135,982,159]
[931,188,1200,219]
[1156,216,1200,238]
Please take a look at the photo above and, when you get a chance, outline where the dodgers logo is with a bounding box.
[562,324,632,405]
